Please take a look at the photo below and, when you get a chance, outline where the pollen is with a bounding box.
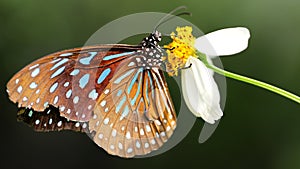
[164,26,197,76]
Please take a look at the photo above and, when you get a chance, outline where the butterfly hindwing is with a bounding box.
[88,55,177,157]
[7,45,139,122]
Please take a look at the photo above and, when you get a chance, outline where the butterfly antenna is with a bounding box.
[153,6,191,32]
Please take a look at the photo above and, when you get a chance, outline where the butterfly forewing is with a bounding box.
[88,55,176,157]
[7,45,139,122]
[17,106,89,132]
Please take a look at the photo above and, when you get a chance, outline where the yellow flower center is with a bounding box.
[164,26,197,76]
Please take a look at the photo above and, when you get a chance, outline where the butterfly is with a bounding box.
[6,30,177,157]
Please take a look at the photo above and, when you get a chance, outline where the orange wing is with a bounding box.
[7,45,139,122]
[88,56,177,158]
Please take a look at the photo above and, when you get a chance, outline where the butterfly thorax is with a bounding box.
[136,31,164,69]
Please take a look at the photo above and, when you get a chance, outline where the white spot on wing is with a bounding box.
[63,82,70,87]
[88,89,98,100]
[66,89,72,98]
[118,142,123,150]
[29,82,38,89]
[36,89,40,94]
[98,133,103,139]
[29,64,39,70]
[22,97,28,102]
[104,89,109,95]
[31,68,40,77]
[35,119,40,125]
[100,100,106,107]
[127,148,133,153]
[49,118,53,125]
[17,86,23,93]
[70,69,80,76]
[140,128,145,136]
[59,53,73,57]
[92,114,97,119]
[49,82,58,93]
[50,66,66,79]
[73,96,79,104]
[166,126,171,132]
[135,141,141,148]
[126,131,131,139]
[151,139,156,145]
[53,96,59,104]
[128,62,135,67]
[103,118,109,125]
[145,125,151,132]
[50,58,68,71]
[60,106,65,111]
[112,129,117,137]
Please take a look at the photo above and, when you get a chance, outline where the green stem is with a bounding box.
[198,53,300,104]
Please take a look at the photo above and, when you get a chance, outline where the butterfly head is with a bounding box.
[137,31,165,68]
[141,30,162,48]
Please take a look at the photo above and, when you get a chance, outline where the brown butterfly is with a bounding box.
[6,6,191,158]
[7,33,176,158]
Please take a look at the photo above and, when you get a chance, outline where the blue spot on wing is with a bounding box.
[127,68,142,94]
[114,69,135,84]
[122,105,129,117]
[117,89,123,97]
[97,68,111,84]
[79,52,97,65]
[103,52,135,61]
[145,77,150,104]
[70,69,80,76]
[120,105,129,120]
[79,74,90,89]
[50,58,68,71]
[50,66,66,79]
[116,95,126,113]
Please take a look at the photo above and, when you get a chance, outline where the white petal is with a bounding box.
[182,57,223,124]
[195,27,250,58]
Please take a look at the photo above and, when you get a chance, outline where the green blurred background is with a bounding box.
[1,0,300,168]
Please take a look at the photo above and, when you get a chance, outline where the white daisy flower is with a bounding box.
[165,27,250,124]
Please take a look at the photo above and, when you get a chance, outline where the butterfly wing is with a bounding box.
[7,42,177,157]
[17,106,89,132]
[88,55,177,158]
[7,45,140,122]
